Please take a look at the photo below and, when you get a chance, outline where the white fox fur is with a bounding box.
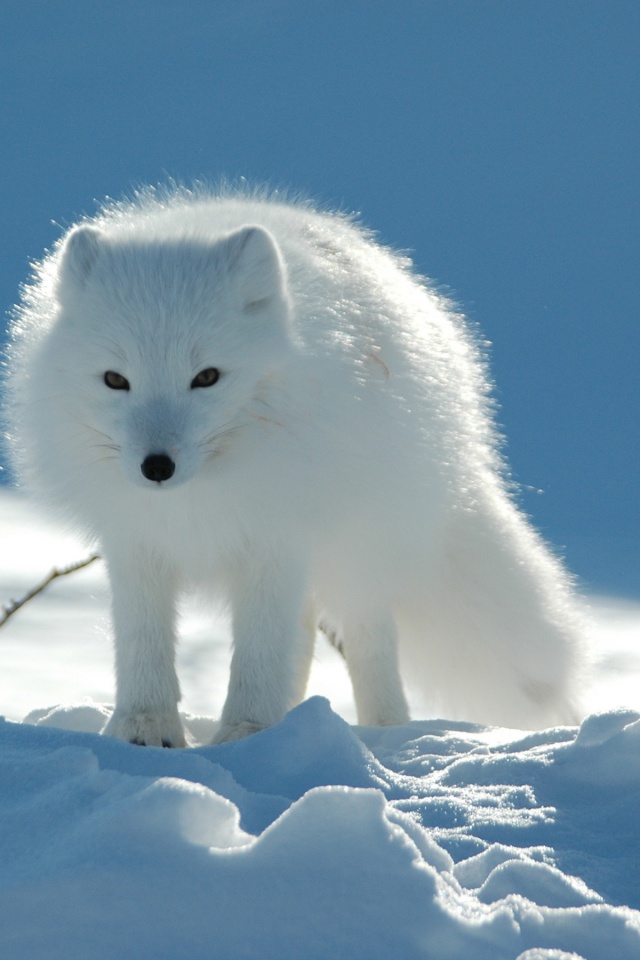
[4,186,588,744]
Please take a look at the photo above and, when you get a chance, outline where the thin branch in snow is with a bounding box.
[318,619,346,660]
[0,554,101,629]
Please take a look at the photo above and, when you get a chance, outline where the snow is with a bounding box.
[1,489,639,959]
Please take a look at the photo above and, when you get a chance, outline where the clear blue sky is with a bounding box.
[1,0,638,596]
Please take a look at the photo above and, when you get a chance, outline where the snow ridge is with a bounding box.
[1,697,639,960]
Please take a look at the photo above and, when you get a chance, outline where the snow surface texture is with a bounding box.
[1,490,640,959]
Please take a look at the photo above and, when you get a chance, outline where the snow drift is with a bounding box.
[1,698,640,959]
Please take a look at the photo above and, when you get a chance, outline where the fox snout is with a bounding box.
[141,453,176,483]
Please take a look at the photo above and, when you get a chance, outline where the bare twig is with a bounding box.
[319,619,346,660]
[0,554,101,629]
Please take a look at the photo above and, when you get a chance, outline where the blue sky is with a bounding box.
[1,0,638,596]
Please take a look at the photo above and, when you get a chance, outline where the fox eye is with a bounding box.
[191,367,220,389]
[104,371,130,390]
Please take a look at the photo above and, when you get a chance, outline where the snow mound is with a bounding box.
[1,697,639,959]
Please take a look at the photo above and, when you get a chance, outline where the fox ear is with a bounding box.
[226,225,289,311]
[59,226,103,287]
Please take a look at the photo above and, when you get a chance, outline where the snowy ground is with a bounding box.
[1,488,639,959]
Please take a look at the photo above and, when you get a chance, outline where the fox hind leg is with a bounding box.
[336,613,410,727]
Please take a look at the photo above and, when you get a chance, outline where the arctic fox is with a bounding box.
[5,187,587,745]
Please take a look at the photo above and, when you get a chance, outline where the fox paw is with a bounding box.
[211,719,268,744]
[103,708,187,748]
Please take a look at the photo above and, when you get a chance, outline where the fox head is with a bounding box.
[47,222,296,489]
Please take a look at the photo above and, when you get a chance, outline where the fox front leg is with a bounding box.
[213,556,312,743]
[102,548,186,748]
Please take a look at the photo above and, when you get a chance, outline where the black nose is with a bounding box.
[141,453,175,483]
